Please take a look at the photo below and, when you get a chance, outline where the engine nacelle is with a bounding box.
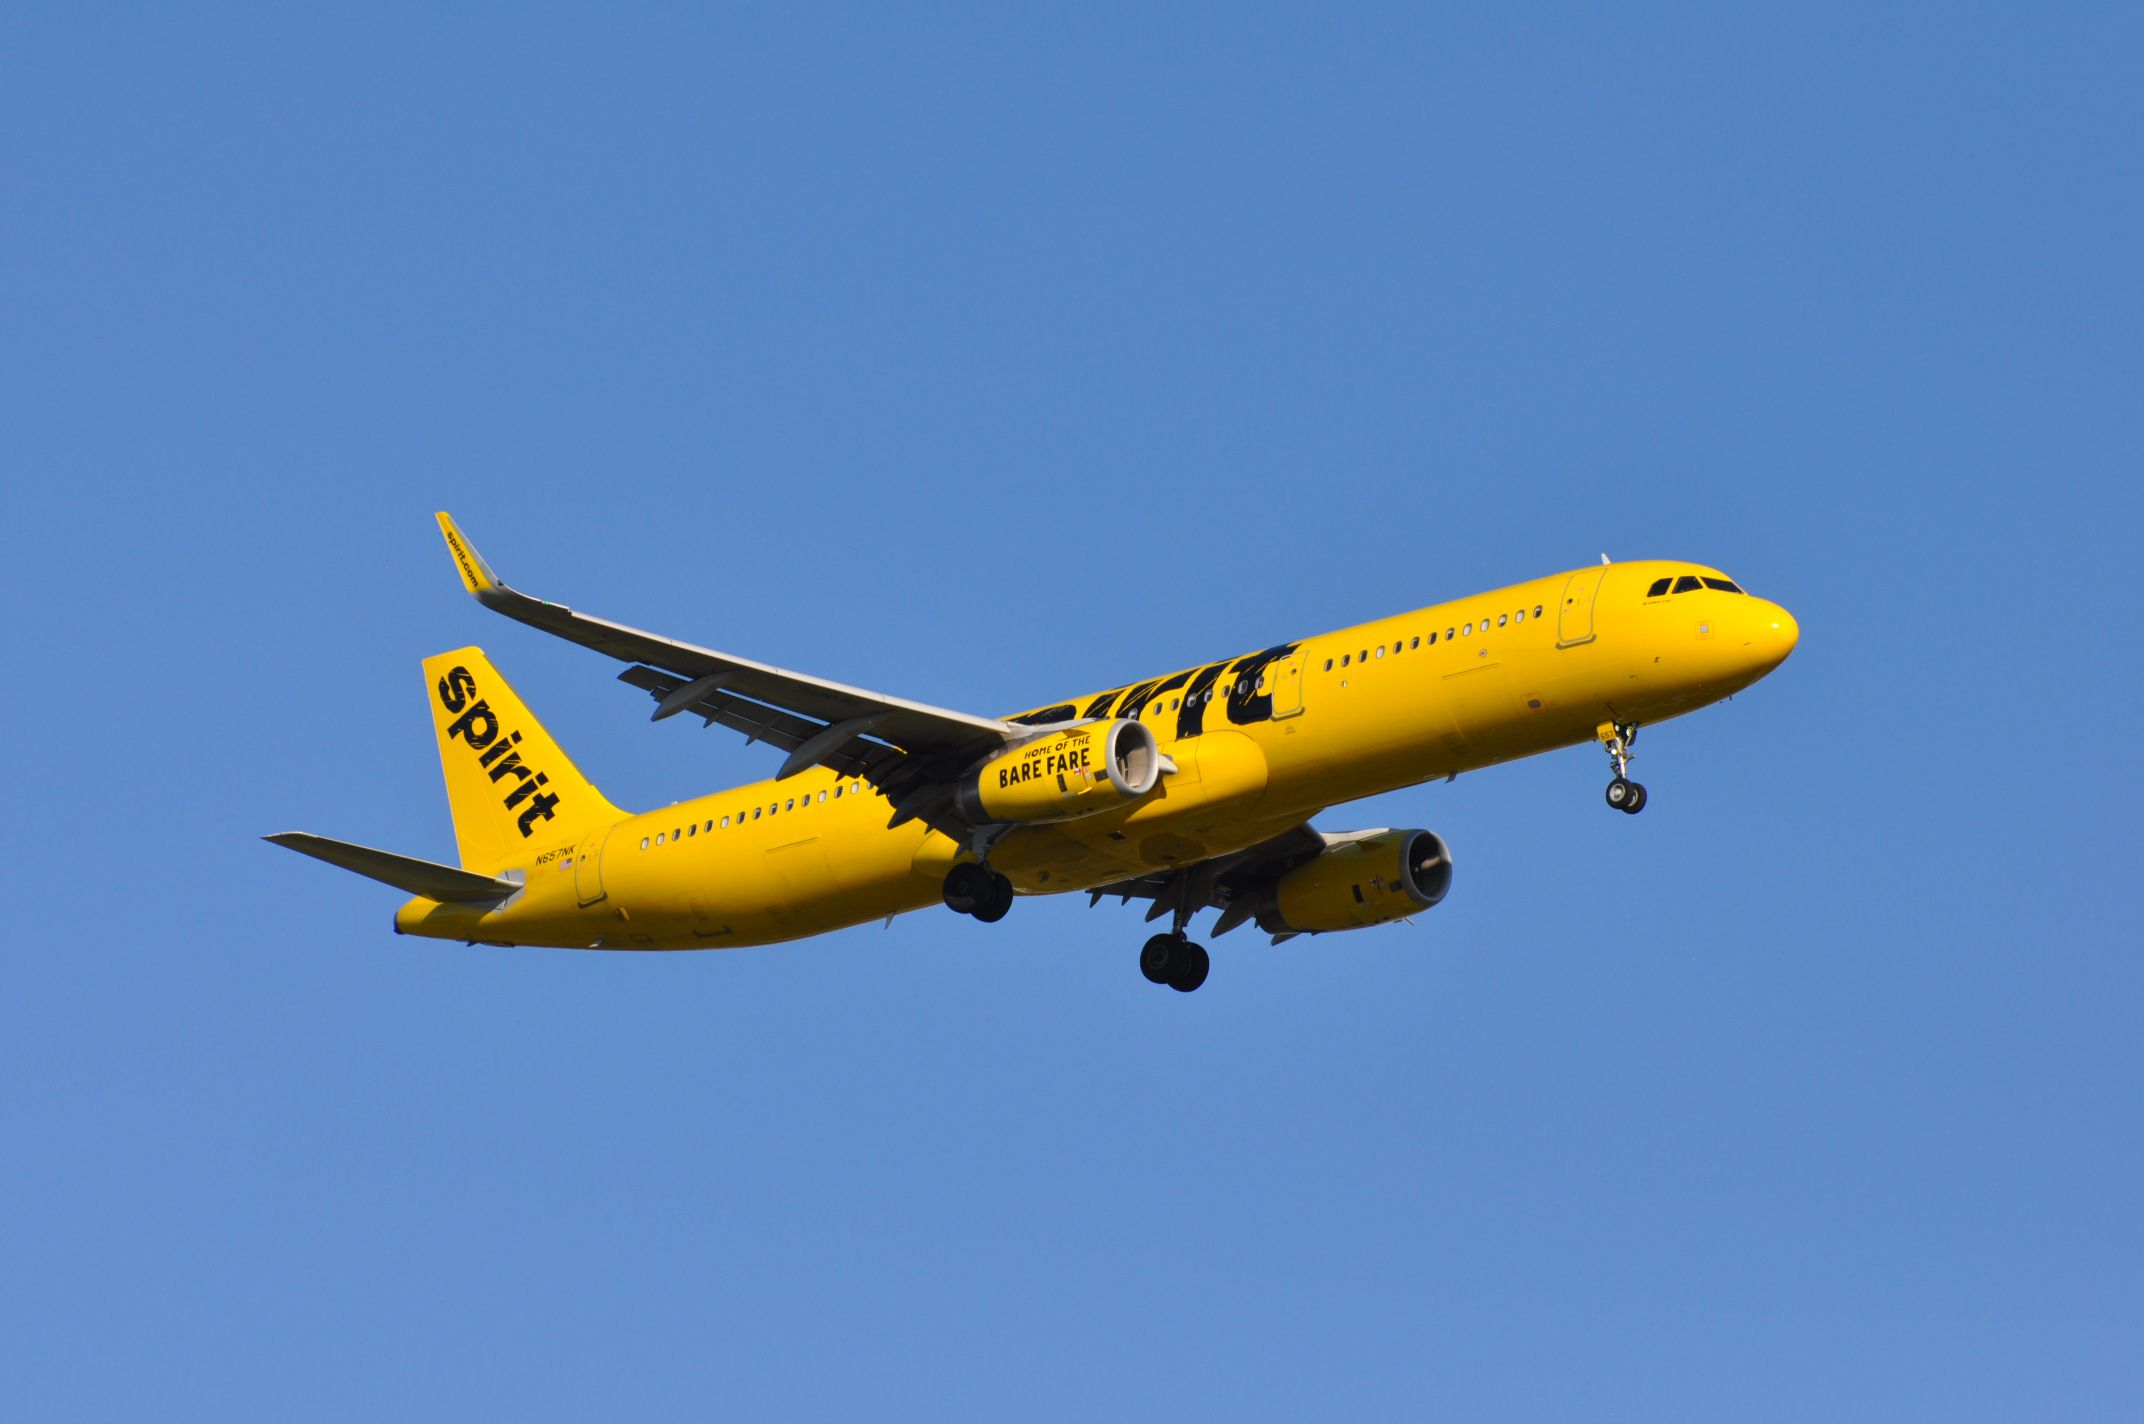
[1254,829,1454,936]
[954,719,1163,825]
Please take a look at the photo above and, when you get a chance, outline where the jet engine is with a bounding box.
[954,719,1163,825]
[1250,829,1453,937]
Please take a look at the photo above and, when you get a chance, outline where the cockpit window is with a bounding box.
[1701,577,1744,593]
[1646,577,1672,598]
[1672,575,1703,594]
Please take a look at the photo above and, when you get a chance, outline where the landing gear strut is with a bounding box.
[1599,721,1648,815]
[943,863,1014,922]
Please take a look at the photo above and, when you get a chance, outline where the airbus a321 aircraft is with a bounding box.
[268,514,1798,993]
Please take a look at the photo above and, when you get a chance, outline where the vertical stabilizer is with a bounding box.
[423,647,624,870]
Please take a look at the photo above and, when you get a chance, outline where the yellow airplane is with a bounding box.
[268,514,1799,992]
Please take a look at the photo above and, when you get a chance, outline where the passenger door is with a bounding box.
[573,824,612,906]
[1557,567,1609,647]
[1267,653,1305,719]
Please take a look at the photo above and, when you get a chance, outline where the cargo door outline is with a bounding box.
[1441,663,1518,747]
[765,837,838,929]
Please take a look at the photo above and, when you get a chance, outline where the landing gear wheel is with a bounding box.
[1622,781,1648,814]
[942,862,990,915]
[1606,777,1637,811]
[1139,934,1177,984]
[1166,941,1210,993]
[970,873,1014,923]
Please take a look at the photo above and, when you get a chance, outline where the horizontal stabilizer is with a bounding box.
[264,833,519,903]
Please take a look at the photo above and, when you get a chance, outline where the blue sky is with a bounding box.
[4,4,2139,1418]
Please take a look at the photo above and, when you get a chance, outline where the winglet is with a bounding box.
[436,512,505,597]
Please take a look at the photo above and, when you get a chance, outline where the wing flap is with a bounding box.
[616,666,899,779]
[1087,823,1330,933]
[614,665,975,838]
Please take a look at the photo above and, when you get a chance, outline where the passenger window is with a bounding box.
[1429,631,1438,645]
[1515,609,1526,623]
[640,837,649,850]
[1446,628,1456,640]
[672,828,680,841]
[832,785,842,799]
[1533,605,1543,617]
[1341,654,1350,667]
[1359,649,1368,662]
[1324,658,1333,671]
[655,832,664,845]
[687,824,695,837]
[1702,577,1743,593]
[1673,575,1703,593]
[719,816,729,828]
[1497,613,1507,627]
[1462,623,1472,635]
[1375,646,1384,659]
[1410,636,1420,650]
[1647,577,1672,597]
[818,790,827,803]
[784,798,794,812]
[752,807,761,820]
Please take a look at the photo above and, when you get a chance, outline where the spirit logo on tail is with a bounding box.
[437,664,560,835]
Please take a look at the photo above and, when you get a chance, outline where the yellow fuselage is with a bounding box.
[394,561,1797,949]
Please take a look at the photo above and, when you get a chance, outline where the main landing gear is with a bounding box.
[1599,721,1648,814]
[1136,877,1212,993]
[943,862,1014,923]
[949,859,1213,994]
[1140,933,1210,994]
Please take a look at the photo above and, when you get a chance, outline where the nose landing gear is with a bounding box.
[1599,721,1648,815]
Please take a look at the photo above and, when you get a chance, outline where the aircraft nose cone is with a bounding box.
[1759,602,1799,664]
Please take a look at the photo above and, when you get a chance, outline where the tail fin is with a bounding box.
[424,647,624,870]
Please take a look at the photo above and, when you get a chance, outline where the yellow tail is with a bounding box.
[423,647,624,871]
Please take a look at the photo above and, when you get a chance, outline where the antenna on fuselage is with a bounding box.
[1600,553,1611,565]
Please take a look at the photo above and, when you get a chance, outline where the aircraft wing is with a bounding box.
[436,514,1018,834]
